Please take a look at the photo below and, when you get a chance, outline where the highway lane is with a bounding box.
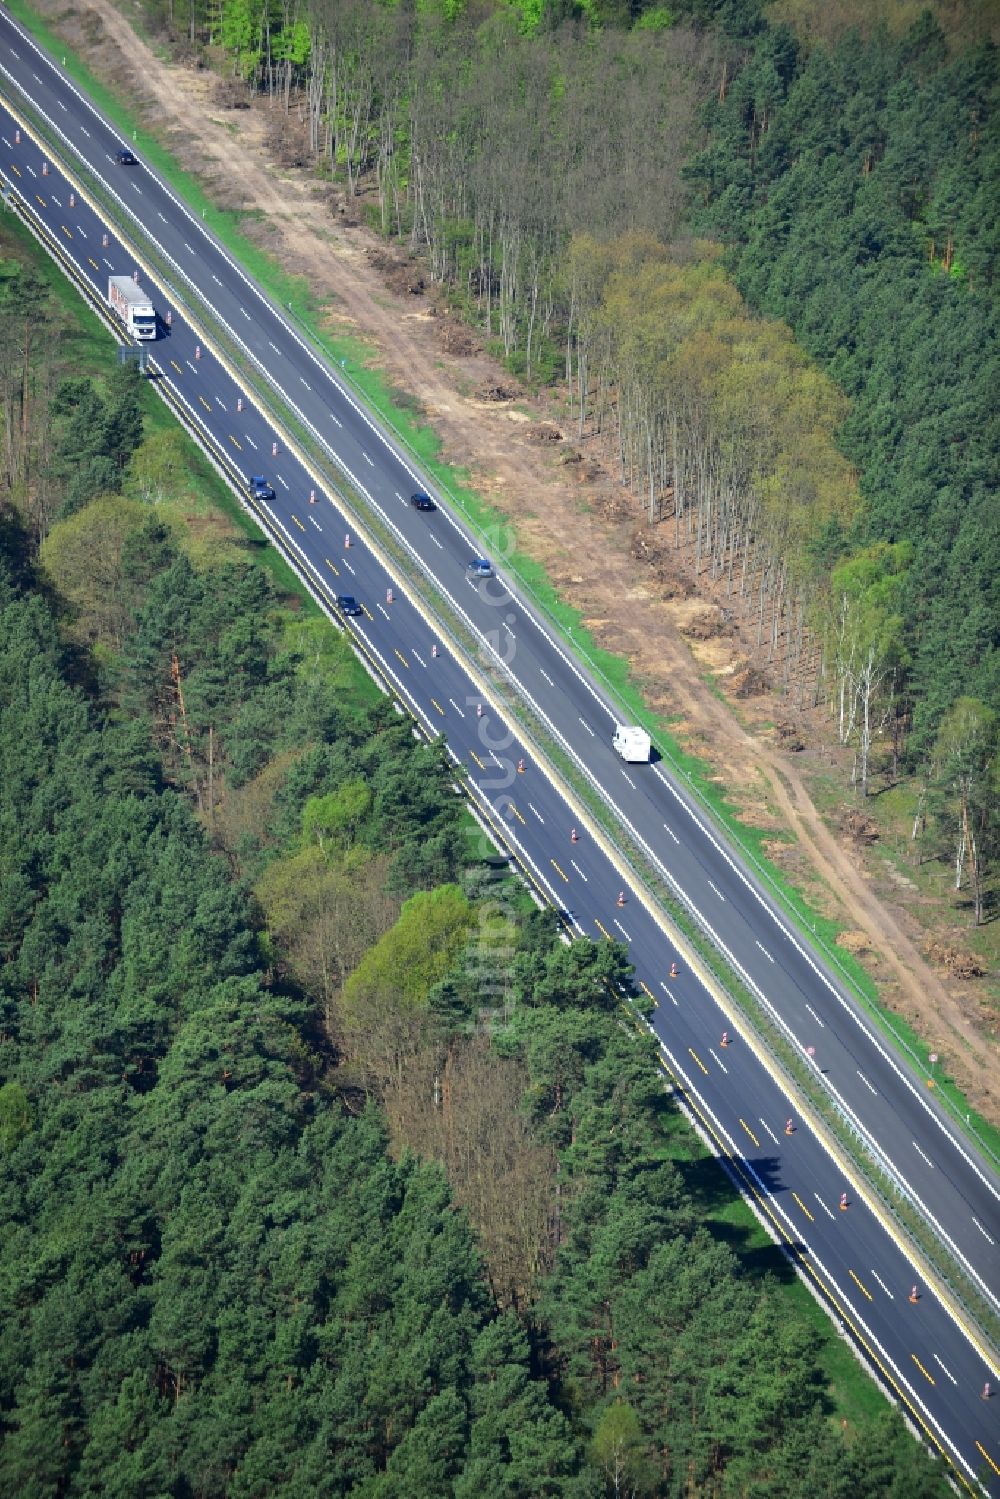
[1,52,999,1494]
[1,4,998,1316]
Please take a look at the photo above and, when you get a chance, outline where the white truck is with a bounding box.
[612,724,651,763]
[108,276,157,341]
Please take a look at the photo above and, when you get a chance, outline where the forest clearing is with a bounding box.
[20,0,998,1125]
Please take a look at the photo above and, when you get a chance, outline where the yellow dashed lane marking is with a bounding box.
[291,514,305,532]
[739,1118,760,1148]
[227,433,242,450]
[976,1444,1000,1477]
[35,193,45,207]
[88,256,99,271]
[394,649,409,669]
[911,1354,935,1386]
[198,395,212,412]
[849,1269,873,1302]
[550,859,569,883]
[594,919,612,941]
[325,558,339,576]
[361,604,373,620]
[170,359,183,374]
[430,699,445,716]
[688,1047,708,1076]
[792,1191,814,1222]
[34,114,983,1419]
[469,749,485,770]
[60,223,72,239]
[9,163,21,176]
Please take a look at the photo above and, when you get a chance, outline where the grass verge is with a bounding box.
[7,8,995,1175]
[9,0,998,1371]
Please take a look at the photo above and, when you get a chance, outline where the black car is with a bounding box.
[410,491,434,511]
[115,148,138,166]
[337,595,362,617]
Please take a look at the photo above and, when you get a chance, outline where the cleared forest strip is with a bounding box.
[9,79,998,1367]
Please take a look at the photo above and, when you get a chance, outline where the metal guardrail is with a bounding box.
[284,309,1000,1179]
[6,85,998,1362]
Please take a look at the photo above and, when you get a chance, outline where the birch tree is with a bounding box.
[931,698,998,926]
[827,543,910,796]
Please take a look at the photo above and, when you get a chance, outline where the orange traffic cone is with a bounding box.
[616,891,626,908]
[908,1285,919,1304]
[785,1119,795,1136]
[839,1193,849,1212]
[669,962,679,979]
[720,1030,730,1048]
[570,828,579,843]
[517,759,525,773]
[983,1382,992,1400]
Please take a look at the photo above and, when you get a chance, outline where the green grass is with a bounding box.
[659,1103,888,1429]
[55,0,1000,1158]
[0,176,382,680]
[5,11,965,1427]
[10,0,997,1173]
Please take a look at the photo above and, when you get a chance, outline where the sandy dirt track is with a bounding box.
[34,0,998,1124]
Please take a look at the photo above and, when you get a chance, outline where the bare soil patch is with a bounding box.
[41,0,998,1123]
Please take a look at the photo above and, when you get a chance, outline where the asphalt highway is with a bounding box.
[1,15,998,1489]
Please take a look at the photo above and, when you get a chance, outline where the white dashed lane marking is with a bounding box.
[972,1217,996,1246]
